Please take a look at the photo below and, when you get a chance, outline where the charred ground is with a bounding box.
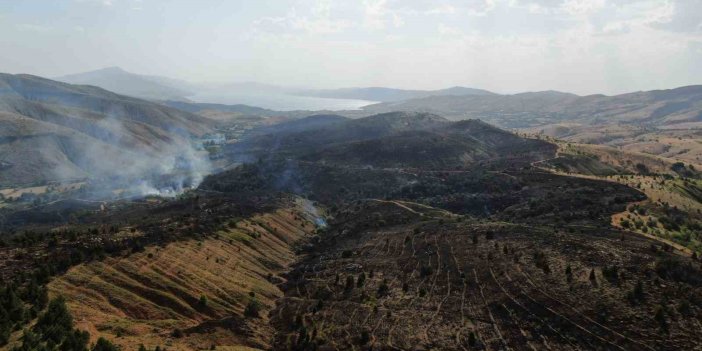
[2,111,700,351]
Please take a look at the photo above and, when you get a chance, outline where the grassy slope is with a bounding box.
[535,141,702,253]
[47,205,316,351]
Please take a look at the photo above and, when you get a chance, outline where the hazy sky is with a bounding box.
[1,0,701,95]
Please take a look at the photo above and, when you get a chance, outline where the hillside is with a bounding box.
[271,200,702,350]
[3,111,701,351]
[300,86,496,102]
[300,120,553,170]
[0,73,212,188]
[230,112,451,158]
[363,85,702,129]
[57,67,193,101]
[48,202,316,350]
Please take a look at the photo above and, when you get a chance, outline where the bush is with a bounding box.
[198,295,208,308]
[171,328,184,338]
[244,299,261,318]
[377,280,390,297]
[356,272,366,287]
[344,276,355,293]
[359,330,370,345]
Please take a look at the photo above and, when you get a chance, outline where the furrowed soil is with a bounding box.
[270,200,702,351]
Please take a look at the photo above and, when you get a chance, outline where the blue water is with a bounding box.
[189,92,376,111]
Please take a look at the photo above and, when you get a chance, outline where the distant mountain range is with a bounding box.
[363,86,702,129]
[0,73,211,187]
[54,67,499,105]
[56,67,194,101]
[297,86,496,102]
[52,68,702,132]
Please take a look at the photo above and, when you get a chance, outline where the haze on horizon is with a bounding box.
[1,0,701,96]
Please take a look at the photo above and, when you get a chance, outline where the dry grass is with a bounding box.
[47,205,316,351]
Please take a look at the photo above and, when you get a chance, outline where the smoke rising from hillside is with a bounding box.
[51,115,212,199]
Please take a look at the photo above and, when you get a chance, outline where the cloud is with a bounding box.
[649,0,702,33]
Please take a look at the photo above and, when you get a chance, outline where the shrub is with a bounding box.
[344,276,355,293]
[419,265,433,277]
[468,331,477,346]
[654,306,668,332]
[359,330,370,345]
[377,280,390,297]
[171,328,184,338]
[198,295,208,308]
[244,299,261,318]
[356,272,366,287]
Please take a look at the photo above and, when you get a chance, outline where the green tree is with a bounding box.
[198,295,208,308]
[12,329,47,351]
[356,272,366,287]
[35,297,74,346]
[91,337,118,351]
[60,329,89,351]
[244,298,261,318]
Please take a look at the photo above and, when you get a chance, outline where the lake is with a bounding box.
[188,92,376,111]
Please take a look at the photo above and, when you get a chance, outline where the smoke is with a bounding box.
[51,112,212,199]
[300,198,327,228]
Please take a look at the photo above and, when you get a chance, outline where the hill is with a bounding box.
[363,85,702,129]
[300,119,553,170]
[232,112,450,157]
[0,73,212,188]
[57,67,193,101]
[299,86,496,102]
[4,110,702,351]
[48,200,317,350]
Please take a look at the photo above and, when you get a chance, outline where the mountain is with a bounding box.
[363,86,702,129]
[57,66,193,100]
[5,109,702,351]
[222,111,555,177]
[299,86,496,102]
[0,73,212,188]
[231,112,452,158]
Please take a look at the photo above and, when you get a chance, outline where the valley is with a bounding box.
[0,75,700,351]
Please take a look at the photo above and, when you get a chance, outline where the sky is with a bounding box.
[0,0,701,95]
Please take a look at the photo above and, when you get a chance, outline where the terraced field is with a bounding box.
[48,204,318,351]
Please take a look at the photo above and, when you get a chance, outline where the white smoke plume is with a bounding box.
[51,112,212,199]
